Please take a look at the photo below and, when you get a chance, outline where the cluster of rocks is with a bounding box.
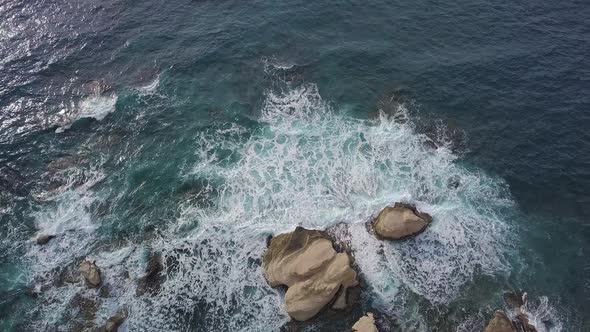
[76,260,129,331]
[484,291,538,332]
[262,202,433,330]
[262,202,540,332]
[34,199,540,331]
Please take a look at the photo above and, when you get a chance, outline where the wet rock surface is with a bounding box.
[36,234,56,245]
[136,252,164,296]
[484,311,515,332]
[97,309,128,332]
[79,260,102,288]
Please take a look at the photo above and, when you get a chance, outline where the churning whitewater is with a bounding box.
[20,79,537,331]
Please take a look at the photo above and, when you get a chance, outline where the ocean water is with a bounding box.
[0,0,589,331]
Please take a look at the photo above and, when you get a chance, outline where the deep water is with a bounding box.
[0,0,589,331]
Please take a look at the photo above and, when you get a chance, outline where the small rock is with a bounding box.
[331,287,348,310]
[79,260,102,288]
[24,286,40,298]
[36,234,56,245]
[352,313,379,332]
[373,202,432,240]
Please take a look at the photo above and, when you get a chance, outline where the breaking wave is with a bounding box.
[55,94,118,133]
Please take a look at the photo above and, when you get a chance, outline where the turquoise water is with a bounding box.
[1,0,589,331]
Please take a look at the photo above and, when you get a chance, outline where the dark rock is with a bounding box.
[0,165,28,197]
[68,293,99,331]
[136,252,164,296]
[36,234,56,245]
[503,290,527,309]
[47,155,78,172]
[447,176,461,189]
[371,88,410,122]
[24,287,40,298]
[514,313,537,332]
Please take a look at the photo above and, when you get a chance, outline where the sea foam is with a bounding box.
[24,82,538,331]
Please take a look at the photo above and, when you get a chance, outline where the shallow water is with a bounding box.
[0,0,589,331]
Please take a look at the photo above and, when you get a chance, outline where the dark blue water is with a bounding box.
[1,0,589,331]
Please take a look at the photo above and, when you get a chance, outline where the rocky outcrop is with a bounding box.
[136,252,164,296]
[503,291,526,309]
[484,291,538,332]
[373,202,432,240]
[68,293,99,331]
[484,311,514,332]
[263,227,358,321]
[504,291,537,332]
[79,260,102,288]
[97,309,128,332]
[352,313,379,332]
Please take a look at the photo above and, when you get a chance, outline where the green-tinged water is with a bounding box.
[1,0,589,331]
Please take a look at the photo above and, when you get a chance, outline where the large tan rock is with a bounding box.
[263,227,358,321]
[483,311,515,332]
[79,260,102,288]
[373,202,432,240]
[352,313,379,332]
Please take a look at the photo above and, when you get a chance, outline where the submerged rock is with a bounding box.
[83,79,112,95]
[263,227,358,321]
[79,260,102,288]
[136,252,164,296]
[36,234,56,245]
[68,293,99,331]
[352,313,379,332]
[373,202,432,240]
[484,311,514,332]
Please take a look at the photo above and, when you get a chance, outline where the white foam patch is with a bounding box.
[26,83,518,331]
[135,76,160,95]
[159,83,514,328]
[56,94,117,133]
[512,296,563,332]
